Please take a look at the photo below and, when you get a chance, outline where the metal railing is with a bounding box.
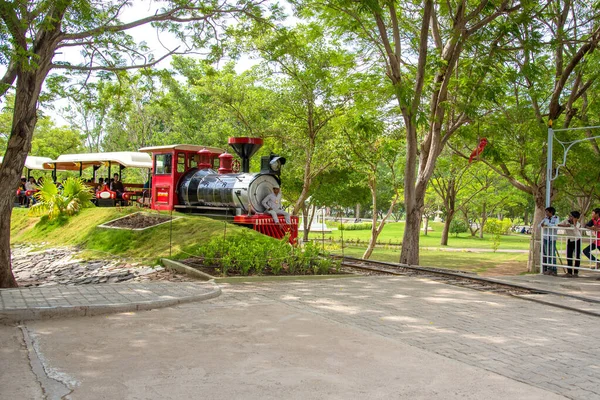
[540,226,599,274]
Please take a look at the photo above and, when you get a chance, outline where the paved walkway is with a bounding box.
[499,273,600,301]
[0,282,221,322]
[3,276,599,399]
[213,277,600,399]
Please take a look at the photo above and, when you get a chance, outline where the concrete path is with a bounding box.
[3,276,599,399]
[0,282,221,323]
[498,273,600,301]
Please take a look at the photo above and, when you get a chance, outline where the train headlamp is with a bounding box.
[269,156,286,172]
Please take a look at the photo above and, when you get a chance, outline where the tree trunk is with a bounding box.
[527,194,546,272]
[363,184,378,260]
[479,202,487,239]
[524,208,529,226]
[0,70,48,287]
[441,210,454,245]
[0,196,17,288]
[401,204,423,265]
[423,216,429,236]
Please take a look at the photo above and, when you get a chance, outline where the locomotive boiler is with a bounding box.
[139,137,298,241]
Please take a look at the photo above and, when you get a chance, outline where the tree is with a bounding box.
[339,113,403,259]
[30,117,84,159]
[298,0,522,265]
[249,24,355,218]
[0,0,272,287]
[453,0,600,271]
[430,152,470,246]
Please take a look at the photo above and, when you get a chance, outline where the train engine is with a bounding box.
[140,137,298,242]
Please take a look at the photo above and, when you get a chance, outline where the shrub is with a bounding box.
[29,178,94,220]
[449,219,468,237]
[483,218,511,252]
[196,231,337,276]
[336,222,372,231]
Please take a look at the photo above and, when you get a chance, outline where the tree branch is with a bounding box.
[50,47,180,71]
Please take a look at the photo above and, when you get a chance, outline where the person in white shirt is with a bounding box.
[558,210,581,277]
[540,206,559,275]
[261,186,291,225]
[24,177,38,206]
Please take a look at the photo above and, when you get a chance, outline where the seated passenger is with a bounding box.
[110,173,125,199]
[261,186,291,226]
[17,177,26,205]
[25,177,38,206]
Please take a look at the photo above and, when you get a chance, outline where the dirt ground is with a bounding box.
[104,212,172,229]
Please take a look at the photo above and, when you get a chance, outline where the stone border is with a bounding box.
[98,212,180,231]
[161,258,358,283]
[0,284,221,324]
[162,258,215,281]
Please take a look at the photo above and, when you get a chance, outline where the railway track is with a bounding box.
[335,255,600,317]
[336,255,543,296]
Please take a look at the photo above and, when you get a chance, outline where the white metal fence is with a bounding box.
[540,226,600,274]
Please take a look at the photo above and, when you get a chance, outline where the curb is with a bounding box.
[0,283,221,324]
[161,258,215,281]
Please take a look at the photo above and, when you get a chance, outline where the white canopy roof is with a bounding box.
[139,144,224,154]
[43,152,152,171]
[0,155,56,170]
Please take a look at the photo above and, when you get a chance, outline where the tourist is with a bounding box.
[17,177,26,206]
[558,211,581,277]
[25,177,38,206]
[583,208,600,268]
[261,185,291,226]
[540,206,559,276]
[110,173,125,199]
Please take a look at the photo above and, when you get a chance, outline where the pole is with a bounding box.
[321,208,325,253]
[169,209,173,257]
[545,127,553,208]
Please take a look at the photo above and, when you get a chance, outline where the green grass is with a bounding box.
[310,221,531,250]
[333,246,529,275]
[10,209,530,274]
[10,207,252,263]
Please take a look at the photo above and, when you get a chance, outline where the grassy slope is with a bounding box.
[10,209,529,274]
[310,221,531,250]
[10,207,250,263]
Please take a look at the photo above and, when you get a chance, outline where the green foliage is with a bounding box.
[197,231,338,276]
[484,218,512,235]
[449,219,468,237]
[28,177,94,220]
[483,218,512,252]
[338,222,372,231]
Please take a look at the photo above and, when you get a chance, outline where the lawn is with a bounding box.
[10,209,531,275]
[333,245,529,276]
[308,221,532,250]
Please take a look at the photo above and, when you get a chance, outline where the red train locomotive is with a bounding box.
[139,137,298,243]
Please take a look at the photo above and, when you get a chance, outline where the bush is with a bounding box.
[339,222,372,231]
[483,218,512,252]
[449,219,468,237]
[484,218,512,235]
[196,231,339,276]
[29,177,94,220]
